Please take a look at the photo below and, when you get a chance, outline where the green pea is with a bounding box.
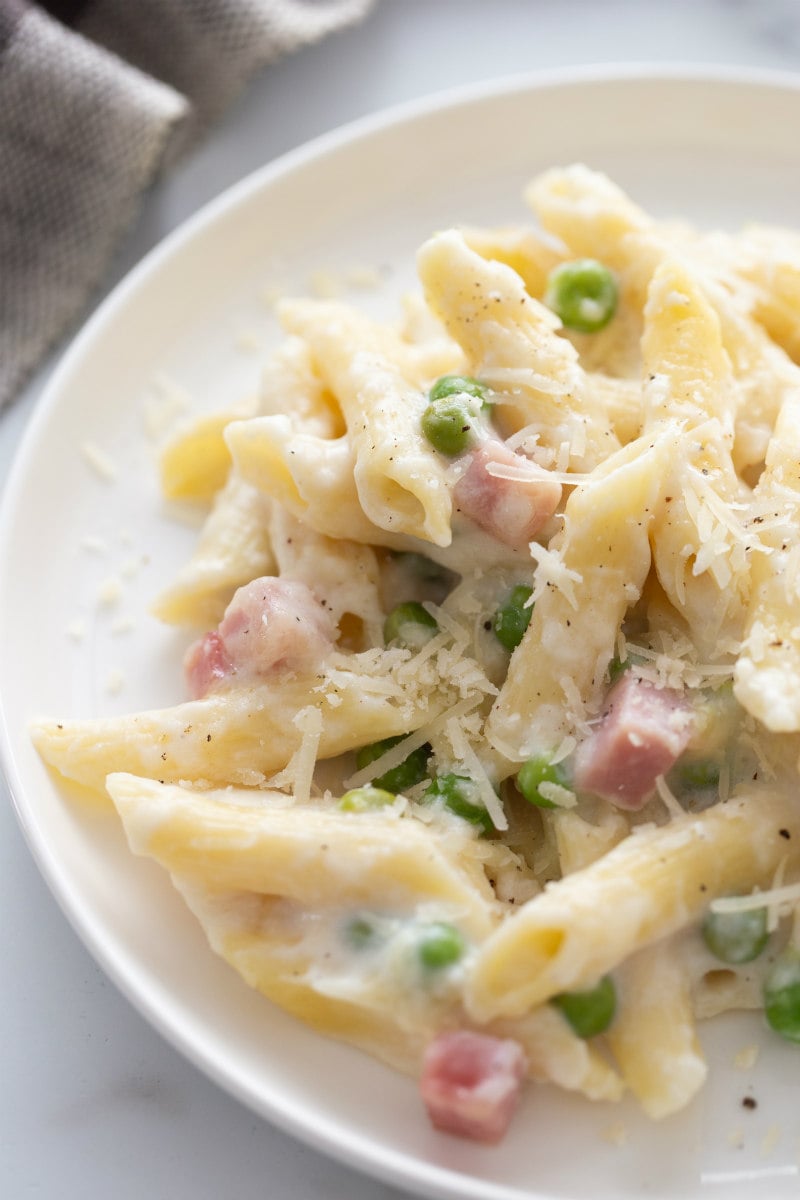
[608,654,632,684]
[355,736,431,793]
[343,914,382,950]
[551,975,616,1038]
[676,759,721,791]
[493,585,534,652]
[338,785,396,812]
[702,905,769,964]
[424,773,494,834]
[545,259,618,333]
[421,396,478,456]
[428,375,488,404]
[516,753,570,809]
[383,601,439,650]
[764,950,800,1042]
[607,652,646,684]
[416,921,466,971]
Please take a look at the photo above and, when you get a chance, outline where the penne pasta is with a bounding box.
[33,165,800,1144]
[605,941,706,1119]
[466,788,800,1020]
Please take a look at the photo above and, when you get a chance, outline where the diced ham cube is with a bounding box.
[453,440,561,549]
[573,672,694,809]
[184,631,234,700]
[184,577,336,698]
[420,1030,527,1144]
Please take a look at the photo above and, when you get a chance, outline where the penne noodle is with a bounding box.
[466,788,800,1021]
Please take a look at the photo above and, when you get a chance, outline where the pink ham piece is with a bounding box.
[573,672,694,810]
[184,577,337,699]
[420,1030,527,1144]
[184,631,234,700]
[453,440,561,549]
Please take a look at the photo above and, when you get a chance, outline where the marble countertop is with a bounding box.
[3,2,800,1197]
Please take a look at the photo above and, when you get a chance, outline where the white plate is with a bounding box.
[3,67,800,1200]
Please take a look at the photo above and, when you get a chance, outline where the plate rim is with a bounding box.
[4,62,800,1200]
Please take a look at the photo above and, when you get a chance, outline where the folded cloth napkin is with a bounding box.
[0,0,374,411]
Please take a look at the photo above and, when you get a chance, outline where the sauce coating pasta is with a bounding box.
[32,164,800,1143]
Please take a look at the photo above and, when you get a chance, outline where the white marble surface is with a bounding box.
[2,2,800,1198]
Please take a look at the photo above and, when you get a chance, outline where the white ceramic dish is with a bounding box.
[3,67,800,1200]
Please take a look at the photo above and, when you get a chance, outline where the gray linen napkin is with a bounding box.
[0,0,374,411]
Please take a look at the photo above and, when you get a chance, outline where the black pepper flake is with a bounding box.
[699,883,707,892]
[207,734,212,742]
[741,1096,757,1111]
[483,620,492,631]
[780,828,791,840]
[161,752,167,761]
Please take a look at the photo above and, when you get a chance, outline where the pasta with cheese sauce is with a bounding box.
[31,164,800,1143]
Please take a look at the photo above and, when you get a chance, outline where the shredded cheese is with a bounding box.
[528,540,582,609]
[654,774,685,820]
[710,879,800,919]
[266,705,322,803]
[342,695,483,790]
[536,781,577,809]
[444,715,508,831]
[733,1044,760,1071]
[290,706,323,805]
[97,576,123,607]
[81,441,118,482]
[105,668,126,696]
[478,365,574,395]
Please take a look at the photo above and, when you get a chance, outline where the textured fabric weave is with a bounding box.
[0,0,374,409]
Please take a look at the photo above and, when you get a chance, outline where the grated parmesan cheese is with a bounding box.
[760,1126,782,1157]
[600,1121,628,1147]
[105,669,126,696]
[420,602,469,646]
[444,715,508,831]
[342,695,483,791]
[484,459,592,487]
[478,365,574,396]
[309,269,340,298]
[551,735,577,765]
[266,705,322,804]
[97,576,123,607]
[290,706,323,805]
[143,373,192,442]
[654,774,685,820]
[624,637,736,691]
[710,878,800,932]
[528,540,582,609]
[235,329,263,353]
[81,441,118,482]
[733,1044,760,1071]
[537,781,577,809]
[555,441,571,472]
[570,415,587,462]
[345,264,382,290]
